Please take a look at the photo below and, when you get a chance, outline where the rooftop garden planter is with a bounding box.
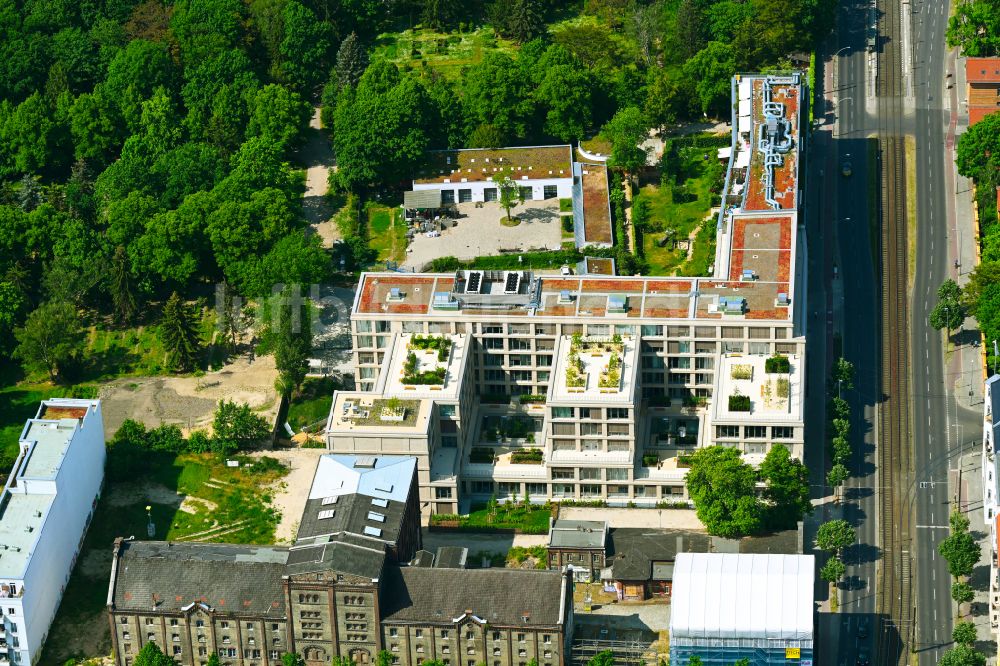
[402,351,446,385]
[642,453,660,467]
[730,364,753,380]
[510,448,544,464]
[765,354,790,374]
[408,334,453,361]
[728,394,751,412]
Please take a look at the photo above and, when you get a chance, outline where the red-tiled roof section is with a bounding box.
[354,271,790,321]
[582,164,613,244]
[969,107,1000,126]
[967,58,1000,83]
[728,216,793,283]
[413,146,573,185]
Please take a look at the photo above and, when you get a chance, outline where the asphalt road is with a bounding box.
[907,0,983,659]
[810,0,881,663]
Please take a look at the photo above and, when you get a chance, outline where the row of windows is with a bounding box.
[122,645,276,659]
[122,633,275,647]
[716,425,795,439]
[387,629,552,643]
[355,319,792,341]
[120,618,281,631]
[466,480,684,498]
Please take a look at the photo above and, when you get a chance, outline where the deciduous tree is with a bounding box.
[13,300,84,382]
[212,399,270,452]
[814,519,856,553]
[930,278,966,335]
[759,444,813,528]
[939,529,980,578]
[952,621,977,646]
[819,556,846,583]
[947,0,1000,57]
[686,446,762,537]
[602,106,649,177]
[938,644,986,666]
[134,641,178,666]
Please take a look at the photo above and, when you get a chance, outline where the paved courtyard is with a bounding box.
[403,200,562,270]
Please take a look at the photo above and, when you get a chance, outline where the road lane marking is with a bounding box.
[916,525,949,528]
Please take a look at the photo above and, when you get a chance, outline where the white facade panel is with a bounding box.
[669,553,814,642]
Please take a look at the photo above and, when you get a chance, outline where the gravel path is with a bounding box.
[300,106,340,248]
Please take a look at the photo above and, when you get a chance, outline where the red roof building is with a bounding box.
[966,58,1000,126]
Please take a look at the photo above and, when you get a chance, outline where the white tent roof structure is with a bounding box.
[669,553,815,641]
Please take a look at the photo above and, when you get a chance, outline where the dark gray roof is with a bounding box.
[404,189,442,209]
[112,541,288,615]
[381,566,565,627]
[285,533,387,580]
[296,493,407,546]
[411,550,436,567]
[548,520,607,549]
[434,546,468,569]
[606,527,801,581]
[608,529,712,581]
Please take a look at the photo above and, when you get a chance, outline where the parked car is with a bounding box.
[858,617,869,639]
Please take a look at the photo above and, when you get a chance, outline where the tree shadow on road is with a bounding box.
[843,542,881,566]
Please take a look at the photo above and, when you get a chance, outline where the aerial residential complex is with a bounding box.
[0,399,106,666]
[106,455,573,666]
[327,73,808,514]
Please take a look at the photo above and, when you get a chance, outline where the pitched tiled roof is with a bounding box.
[380,566,565,627]
[111,541,288,615]
[284,534,387,580]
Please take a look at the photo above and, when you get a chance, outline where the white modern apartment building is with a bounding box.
[0,399,105,665]
[327,74,808,515]
[982,374,1000,635]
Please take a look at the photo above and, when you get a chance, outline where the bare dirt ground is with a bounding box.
[300,106,340,248]
[99,354,281,438]
[250,447,327,544]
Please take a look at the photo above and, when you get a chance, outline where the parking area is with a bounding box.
[403,199,563,269]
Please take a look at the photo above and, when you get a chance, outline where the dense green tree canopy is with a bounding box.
[686,446,763,537]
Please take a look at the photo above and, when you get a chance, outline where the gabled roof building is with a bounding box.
[106,455,574,666]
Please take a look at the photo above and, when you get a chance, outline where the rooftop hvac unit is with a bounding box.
[432,292,459,311]
[776,292,791,307]
[718,296,746,314]
[387,288,404,302]
[558,290,573,304]
[741,269,758,281]
[607,294,628,314]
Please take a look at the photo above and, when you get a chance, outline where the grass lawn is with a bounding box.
[431,502,554,534]
[368,205,407,263]
[373,26,517,80]
[82,308,217,380]
[40,452,288,664]
[636,141,724,276]
[287,377,338,432]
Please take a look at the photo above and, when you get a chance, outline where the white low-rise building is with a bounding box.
[982,375,1000,636]
[0,399,105,665]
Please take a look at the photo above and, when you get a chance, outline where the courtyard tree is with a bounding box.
[159,291,201,372]
[814,519,856,554]
[759,444,813,528]
[14,300,85,382]
[602,106,649,179]
[686,445,763,537]
[496,173,524,224]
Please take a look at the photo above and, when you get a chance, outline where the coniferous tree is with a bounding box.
[159,291,200,372]
[335,33,368,90]
[110,245,136,325]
